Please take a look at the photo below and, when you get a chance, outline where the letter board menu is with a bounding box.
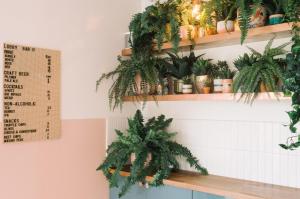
[3,44,61,143]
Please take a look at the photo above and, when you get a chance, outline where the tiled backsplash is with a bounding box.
[107,100,300,189]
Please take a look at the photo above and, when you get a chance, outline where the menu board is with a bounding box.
[3,43,61,143]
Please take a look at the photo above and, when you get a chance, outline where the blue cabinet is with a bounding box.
[110,177,228,199]
[193,191,226,199]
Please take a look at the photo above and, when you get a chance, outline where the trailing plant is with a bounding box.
[233,37,290,103]
[280,25,300,150]
[234,53,258,71]
[97,110,208,198]
[96,56,158,110]
[192,58,213,76]
[203,0,236,22]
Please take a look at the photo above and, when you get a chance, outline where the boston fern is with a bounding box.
[97,110,208,198]
[233,37,290,103]
[96,56,158,110]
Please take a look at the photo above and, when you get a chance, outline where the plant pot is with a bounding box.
[175,79,184,94]
[217,20,234,34]
[195,75,208,93]
[131,153,152,166]
[197,26,206,38]
[249,5,267,28]
[203,87,211,94]
[260,82,268,92]
[206,26,217,35]
[222,79,233,93]
[269,14,284,25]
[180,25,197,40]
[167,76,175,95]
[134,73,142,95]
[238,5,267,28]
[182,84,193,94]
[213,79,223,93]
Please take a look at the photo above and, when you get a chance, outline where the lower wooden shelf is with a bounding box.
[123,92,290,102]
[111,167,300,199]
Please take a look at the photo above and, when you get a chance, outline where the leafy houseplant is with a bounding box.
[216,61,236,93]
[96,56,158,110]
[233,37,290,103]
[98,110,208,197]
[167,50,203,93]
[263,0,285,25]
[192,58,213,93]
[281,25,300,150]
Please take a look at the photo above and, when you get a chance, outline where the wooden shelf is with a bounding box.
[122,23,294,56]
[123,92,290,102]
[112,167,300,199]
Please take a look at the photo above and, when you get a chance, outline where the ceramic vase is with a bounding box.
[213,79,223,93]
[222,79,233,93]
[217,20,234,34]
[195,75,208,93]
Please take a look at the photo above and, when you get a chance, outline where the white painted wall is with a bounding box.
[0,1,140,199]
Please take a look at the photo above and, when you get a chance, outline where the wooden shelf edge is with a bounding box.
[121,23,294,56]
[110,168,300,199]
[123,92,290,102]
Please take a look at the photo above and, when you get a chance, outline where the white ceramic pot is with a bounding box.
[198,27,206,38]
[182,84,193,94]
[213,79,223,93]
[217,20,234,34]
[195,75,208,94]
[222,79,233,93]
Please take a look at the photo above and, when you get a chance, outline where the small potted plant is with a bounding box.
[192,58,213,93]
[212,61,229,93]
[220,66,236,93]
[264,0,285,25]
[182,76,193,94]
[203,79,212,94]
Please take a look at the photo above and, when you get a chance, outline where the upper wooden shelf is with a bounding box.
[122,23,293,56]
[113,167,300,199]
[123,92,290,102]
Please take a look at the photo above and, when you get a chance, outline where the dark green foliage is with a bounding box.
[234,53,258,71]
[263,0,285,15]
[192,58,213,76]
[96,56,158,110]
[167,49,204,79]
[282,0,300,22]
[203,0,236,22]
[233,37,289,103]
[97,110,208,198]
[216,61,237,79]
[281,25,300,150]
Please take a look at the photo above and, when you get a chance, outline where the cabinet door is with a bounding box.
[110,178,147,199]
[146,185,193,199]
[193,191,226,199]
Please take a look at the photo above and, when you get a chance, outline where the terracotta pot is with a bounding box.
[195,75,208,93]
[131,153,152,166]
[222,79,233,93]
[213,79,223,93]
[217,20,234,34]
[203,87,211,94]
[206,26,217,35]
[182,84,193,94]
[260,82,268,92]
[269,14,284,25]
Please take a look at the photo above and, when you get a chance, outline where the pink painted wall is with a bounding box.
[0,119,108,199]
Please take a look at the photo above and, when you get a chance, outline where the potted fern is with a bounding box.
[96,56,159,110]
[233,37,290,103]
[98,110,208,198]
